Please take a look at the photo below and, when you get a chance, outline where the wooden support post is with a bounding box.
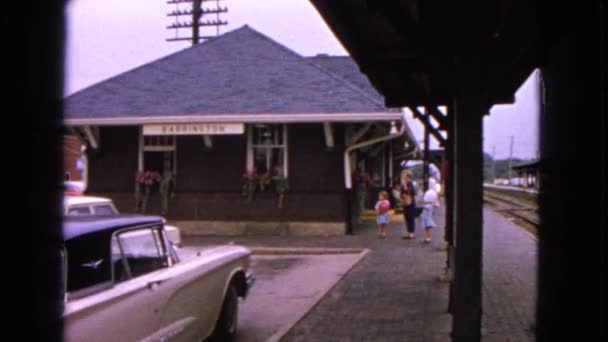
[451,94,485,342]
[536,4,605,339]
[423,109,430,191]
[446,104,456,248]
[445,104,456,312]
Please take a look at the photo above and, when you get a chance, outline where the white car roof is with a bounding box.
[64,196,113,207]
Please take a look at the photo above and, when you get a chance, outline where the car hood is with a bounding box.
[177,245,251,263]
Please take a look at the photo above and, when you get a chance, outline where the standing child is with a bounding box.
[420,178,440,243]
[374,190,391,238]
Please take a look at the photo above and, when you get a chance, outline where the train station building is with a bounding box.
[63,25,421,236]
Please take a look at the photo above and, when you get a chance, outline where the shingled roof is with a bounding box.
[64,25,400,125]
[306,55,382,98]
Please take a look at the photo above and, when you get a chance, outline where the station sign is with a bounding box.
[143,123,244,135]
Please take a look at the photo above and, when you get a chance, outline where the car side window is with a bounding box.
[65,233,112,295]
[67,206,92,215]
[93,204,117,215]
[112,227,168,281]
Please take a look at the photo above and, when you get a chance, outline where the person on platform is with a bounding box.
[374,190,391,239]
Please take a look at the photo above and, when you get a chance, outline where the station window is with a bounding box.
[140,131,177,177]
[247,124,288,177]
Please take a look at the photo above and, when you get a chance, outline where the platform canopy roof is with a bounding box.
[512,160,540,171]
[308,0,569,109]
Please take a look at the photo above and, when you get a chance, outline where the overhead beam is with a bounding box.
[83,126,98,149]
[409,106,447,146]
[427,106,448,130]
[68,127,88,147]
[349,122,373,145]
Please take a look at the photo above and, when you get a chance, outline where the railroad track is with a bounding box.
[483,192,537,211]
[483,191,540,234]
[503,209,540,227]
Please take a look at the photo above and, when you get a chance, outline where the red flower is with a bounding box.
[136,170,161,185]
[242,169,257,181]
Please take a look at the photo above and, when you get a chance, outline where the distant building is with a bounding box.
[63,135,84,181]
[511,160,540,189]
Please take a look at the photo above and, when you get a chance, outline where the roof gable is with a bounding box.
[64,25,393,121]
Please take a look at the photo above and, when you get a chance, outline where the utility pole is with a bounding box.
[192,0,201,46]
[166,0,228,44]
[507,136,514,181]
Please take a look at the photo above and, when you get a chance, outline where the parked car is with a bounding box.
[63,194,182,247]
[63,195,118,216]
[62,215,254,342]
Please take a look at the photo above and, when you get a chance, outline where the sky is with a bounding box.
[64,0,347,95]
[402,69,540,160]
[65,0,539,160]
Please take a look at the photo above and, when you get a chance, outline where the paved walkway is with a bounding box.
[481,209,537,342]
[184,204,537,341]
[239,253,367,342]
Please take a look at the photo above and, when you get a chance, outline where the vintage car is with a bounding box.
[62,215,254,341]
[63,194,182,247]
